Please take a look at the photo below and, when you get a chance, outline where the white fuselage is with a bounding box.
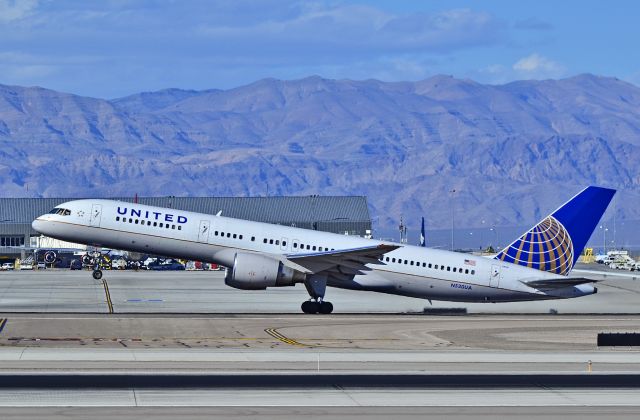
[32,199,595,303]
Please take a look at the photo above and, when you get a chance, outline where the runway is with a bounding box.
[0,268,639,416]
[0,263,639,314]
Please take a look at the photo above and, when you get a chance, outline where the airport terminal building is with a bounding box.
[0,196,372,257]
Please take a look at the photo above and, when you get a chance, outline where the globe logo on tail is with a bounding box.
[496,216,574,276]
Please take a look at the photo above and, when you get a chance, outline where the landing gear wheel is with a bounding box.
[319,301,333,314]
[301,301,320,314]
[92,270,103,280]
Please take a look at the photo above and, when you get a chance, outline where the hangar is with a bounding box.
[0,196,372,257]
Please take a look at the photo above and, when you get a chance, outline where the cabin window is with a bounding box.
[392,258,396,263]
[386,257,389,262]
[312,246,316,251]
[428,263,432,268]
[447,266,450,271]
[453,267,457,273]
[263,238,267,243]
[441,266,445,270]
[233,234,237,239]
[410,261,414,266]
[306,245,311,250]
[178,226,182,231]
[159,223,163,228]
[135,219,139,224]
[147,221,151,226]
[404,260,408,265]
[239,235,243,240]
[251,236,255,242]
[465,269,469,274]
[269,239,274,245]
[172,225,176,229]
[116,216,120,221]
[283,241,286,246]
[153,222,157,227]
[471,270,475,275]
[293,243,298,248]
[275,240,280,245]
[166,224,170,229]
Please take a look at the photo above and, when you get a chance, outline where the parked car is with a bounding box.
[148,259,186,271]
[1,262,14,270]
[111,259,127,270]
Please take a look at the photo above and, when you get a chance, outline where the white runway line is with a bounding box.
[0,388,639,407]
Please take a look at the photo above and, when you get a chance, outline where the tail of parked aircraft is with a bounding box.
[495,186,616,276]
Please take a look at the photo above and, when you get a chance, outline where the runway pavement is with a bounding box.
[0,267,639,415]
[0,263,638,314]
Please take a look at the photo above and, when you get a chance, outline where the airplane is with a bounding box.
[31,186,615,314]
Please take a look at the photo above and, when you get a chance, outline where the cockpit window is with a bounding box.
[49,208,71,216]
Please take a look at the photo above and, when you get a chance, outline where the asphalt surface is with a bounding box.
[0,267,639,414]
[0,263,638,314]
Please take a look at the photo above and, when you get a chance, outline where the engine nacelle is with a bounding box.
[224,252,306,290]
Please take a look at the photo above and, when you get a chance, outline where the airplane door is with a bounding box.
[90,204,102,227]
[281,237,288,251]
[198,220,210,243]
[490,265,501,288]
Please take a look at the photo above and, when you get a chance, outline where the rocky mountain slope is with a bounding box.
[1,74,638,238]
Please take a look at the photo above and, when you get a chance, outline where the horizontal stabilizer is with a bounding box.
[521,277,598,290]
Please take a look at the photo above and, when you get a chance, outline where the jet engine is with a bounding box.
[225,252,306,290]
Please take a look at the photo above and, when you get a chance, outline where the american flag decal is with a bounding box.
[464,259,476,266]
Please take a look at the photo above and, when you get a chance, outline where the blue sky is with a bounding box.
[0,0,638,98]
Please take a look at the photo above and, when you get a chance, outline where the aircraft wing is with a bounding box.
[285,244,400,278]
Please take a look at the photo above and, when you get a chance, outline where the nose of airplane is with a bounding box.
[32,218,46,234]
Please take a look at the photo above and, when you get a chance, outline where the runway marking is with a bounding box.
[0,318,6,334]
[265,328,309,347]
[102,279,114,314]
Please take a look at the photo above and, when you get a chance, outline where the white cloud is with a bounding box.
[197,5,503,55]
[0,0,39,23]
[513,53,565,78]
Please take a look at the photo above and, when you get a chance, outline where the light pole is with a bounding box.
[490,226,498,251]
[449,189,456,251]
[600,225,608,254]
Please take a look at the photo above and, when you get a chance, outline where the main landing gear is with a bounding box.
[301,273,333,314]
[301,299,333,314]
[92,269,103,280]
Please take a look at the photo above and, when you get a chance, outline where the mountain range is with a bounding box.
[0,74,639,241]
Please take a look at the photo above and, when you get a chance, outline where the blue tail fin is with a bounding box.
[495,186,615,275]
